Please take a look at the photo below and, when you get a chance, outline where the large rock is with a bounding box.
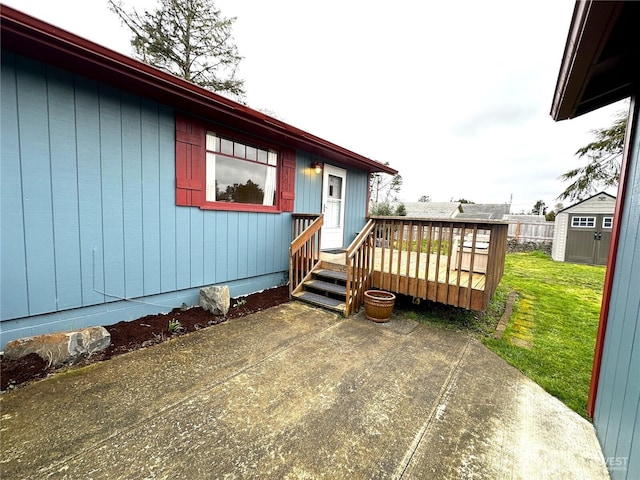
[200,285,230,315]
[4,326,111,367]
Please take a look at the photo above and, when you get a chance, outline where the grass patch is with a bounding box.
[396,251,605,419]
[483,251,605,418]
[395,282,510,338]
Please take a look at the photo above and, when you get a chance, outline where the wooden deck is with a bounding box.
[294,216,508,313]
[321,249,485,288]
[371,246,490,310]
[368,218,508,311]
[321,248,488,310]
[373,248,487,289]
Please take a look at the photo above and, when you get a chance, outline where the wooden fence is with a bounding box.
[506,218,554,243]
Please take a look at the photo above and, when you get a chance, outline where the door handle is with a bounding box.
[594,232,602,240]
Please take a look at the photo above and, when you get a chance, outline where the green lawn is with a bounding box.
[482,251,606,418]
[397,251,606,418]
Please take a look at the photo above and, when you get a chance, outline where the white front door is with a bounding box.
[321,164,347,250]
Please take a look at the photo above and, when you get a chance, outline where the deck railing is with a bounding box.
[290,215,507,313]
[344,218,376,316]
[370,217,508,311]
[289,214,323,297]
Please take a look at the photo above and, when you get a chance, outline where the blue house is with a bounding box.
[0,5,396,349]
[552,2,639,478]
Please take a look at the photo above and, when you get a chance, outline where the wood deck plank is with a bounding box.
[372,248,486,290]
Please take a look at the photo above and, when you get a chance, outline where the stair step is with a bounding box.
[319,261,348,273]
[293,291,345,313]
[304,279,347,296]
[314,269,348,283]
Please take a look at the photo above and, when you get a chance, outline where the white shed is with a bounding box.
[551,192,616,265]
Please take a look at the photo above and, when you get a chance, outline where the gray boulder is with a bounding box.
[4,326,111,367]
[199,285,230,315]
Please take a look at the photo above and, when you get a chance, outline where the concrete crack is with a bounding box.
[395,337,471,479]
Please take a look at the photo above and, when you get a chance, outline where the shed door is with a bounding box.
[595,216,613,265]
[566,215,612,265]
[321,165,347,250]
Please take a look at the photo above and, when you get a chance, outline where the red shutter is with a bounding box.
[280,148,296,212]
[175,114,205,206]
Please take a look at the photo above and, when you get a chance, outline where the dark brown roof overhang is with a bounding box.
[551,1,640,121]
[0,4,396,174]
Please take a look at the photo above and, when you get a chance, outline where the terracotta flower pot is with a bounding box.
[363,290,396,323]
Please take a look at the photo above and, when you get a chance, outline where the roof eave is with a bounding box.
[551,1,627,121]
[0,4,397,175]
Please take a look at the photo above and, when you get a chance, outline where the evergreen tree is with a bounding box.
[395,203,407,216]
[531,200,547,216]
[558,111,626,201]
[109,0,245,98]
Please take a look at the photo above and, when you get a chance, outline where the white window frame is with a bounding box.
[602,217,613,229]
[205,132,278,208]
[571,216,596,228]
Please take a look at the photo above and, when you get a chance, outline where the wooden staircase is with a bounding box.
[292,262,348,314]
[290,214,375,317]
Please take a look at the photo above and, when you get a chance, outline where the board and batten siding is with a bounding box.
[0,52,292,348]
[594,109,640,480]
[294,151,322,213]
[343,166,369,245]
[294,151,370,248]
[567,195,616,215]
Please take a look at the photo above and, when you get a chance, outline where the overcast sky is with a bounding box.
[5,0,626,213]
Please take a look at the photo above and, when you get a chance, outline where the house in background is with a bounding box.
[0,5,396,349]
[456,203,511,220]
[403,202,462,218]
[403,202,511,221]
[552,1,639,478]
[551,192,616,265]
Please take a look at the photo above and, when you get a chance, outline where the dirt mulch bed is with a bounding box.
[1,286,290,392]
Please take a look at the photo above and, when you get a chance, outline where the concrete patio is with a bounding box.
[0,302,609,479]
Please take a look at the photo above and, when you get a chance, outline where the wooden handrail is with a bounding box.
[289,214,323,298]
[292,213,321,237]
[344,219,376,315]
[291,216,323,252]
[347,218,375,259]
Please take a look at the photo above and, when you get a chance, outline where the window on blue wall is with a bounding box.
[176,114,295,212]
[205,132,278,206]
